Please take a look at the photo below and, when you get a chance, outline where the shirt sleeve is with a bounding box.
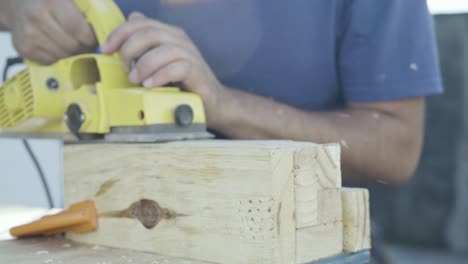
[338,0,443,102]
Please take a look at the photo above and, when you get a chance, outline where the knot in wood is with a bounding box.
[129,199,162,229]
[102,199,180,230]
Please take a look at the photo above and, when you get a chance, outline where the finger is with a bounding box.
[103,17,183,54]
[102,19,153,54]
[120,27,195,67]
[36,32,70,60]
[14,27,67,64]
[129,45,190,84]
[26,47,59,65]
[26,29,68,62]
[52,1,97,47]
[128,12,146,21]
[39,13,82,56]
[142,60,191,88]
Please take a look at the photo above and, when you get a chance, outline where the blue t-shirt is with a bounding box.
[114,0,443,110]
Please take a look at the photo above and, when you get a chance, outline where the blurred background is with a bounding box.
[0,1,467,263]
[369,0,468,263]
[0,34,63,208]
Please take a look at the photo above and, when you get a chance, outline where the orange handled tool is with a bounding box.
[10,200,98,238]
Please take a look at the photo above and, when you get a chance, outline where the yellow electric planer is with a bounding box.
[0,0,213,142]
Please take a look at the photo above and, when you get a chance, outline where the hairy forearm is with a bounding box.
[211,88,424,184]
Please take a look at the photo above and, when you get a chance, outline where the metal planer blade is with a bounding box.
[104,123,214,143]
[0,124,214,143]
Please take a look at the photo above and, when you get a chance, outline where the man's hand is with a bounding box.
[1,0,96,64]
[102,12,225,125]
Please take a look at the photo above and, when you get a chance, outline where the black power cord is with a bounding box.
[21,140,54,208]
[2,56,54,209]
[2,57,23,82]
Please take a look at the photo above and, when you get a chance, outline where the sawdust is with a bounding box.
[340,140,350,150]
[376,180,388,185]
[410,63,419,71]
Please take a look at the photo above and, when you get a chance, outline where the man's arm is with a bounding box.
[211,88,424,185]
[104,12,426,185]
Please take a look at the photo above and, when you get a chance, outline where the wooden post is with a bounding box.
[63,140,366,264]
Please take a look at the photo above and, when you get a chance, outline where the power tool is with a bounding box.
[0,0,213,142]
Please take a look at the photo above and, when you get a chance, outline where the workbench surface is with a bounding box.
[0,237,370,264]
[0,237,207,264]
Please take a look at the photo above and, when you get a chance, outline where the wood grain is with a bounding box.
[296,222,343,264]
[63,140,353,263]
[341,188,371,252]
[65,141,297,264]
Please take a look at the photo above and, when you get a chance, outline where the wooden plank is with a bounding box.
[294,144,344,263]
[296,188,342,229]
[64,141,296,264]
[317,189,342,224]
[165,140,342,229]
[341,188,371,253]
[296,222,343,264]
[295,177,320,228]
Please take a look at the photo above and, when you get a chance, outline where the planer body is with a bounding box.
[0,0,212,142]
